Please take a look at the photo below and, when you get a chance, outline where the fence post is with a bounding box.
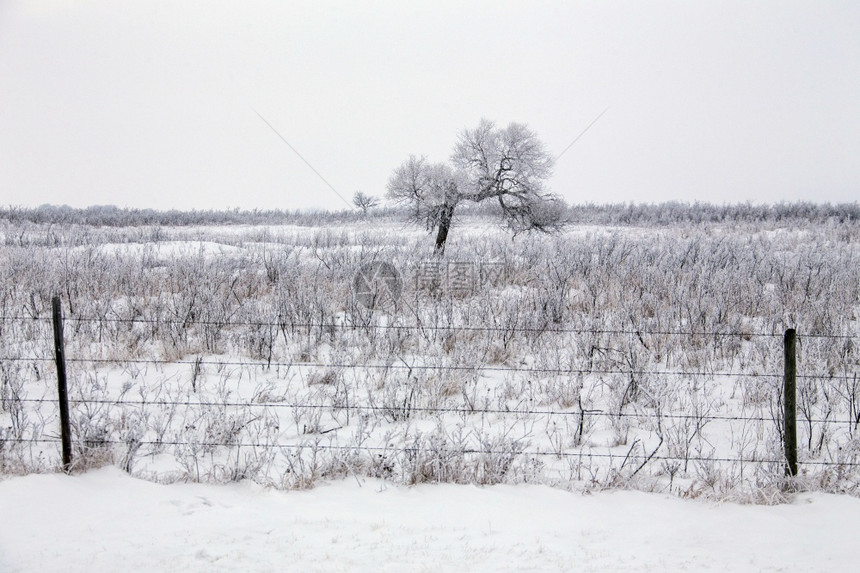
[52,296,73,472]
[783,328,797,477]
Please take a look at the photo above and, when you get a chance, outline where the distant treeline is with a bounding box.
[565,201,860,226]
[1,201,857,227]
[0,204,391,227]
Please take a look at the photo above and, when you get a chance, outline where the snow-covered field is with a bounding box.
[2,466,858,572]
[8,218,860,491]
[1,210,859,572]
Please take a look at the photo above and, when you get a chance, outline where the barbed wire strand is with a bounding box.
[2,354,853,382]
[1,314,857,340]
[3,436,859,467]
[11,397,856,426]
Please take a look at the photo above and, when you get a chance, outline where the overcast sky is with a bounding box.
[1,1,857,212]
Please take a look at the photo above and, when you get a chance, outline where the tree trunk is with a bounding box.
[434,204,455,253]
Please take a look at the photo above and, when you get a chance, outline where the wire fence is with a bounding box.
[2,311,860,479]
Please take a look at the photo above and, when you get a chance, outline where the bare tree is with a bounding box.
[386,157,461,250]
[352,191,379,215]
[387,119,565,252]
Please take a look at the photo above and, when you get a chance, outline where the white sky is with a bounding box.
[1,1,858,211]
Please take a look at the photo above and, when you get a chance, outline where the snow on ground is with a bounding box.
[96,240,245,259]
[1,469,857,572]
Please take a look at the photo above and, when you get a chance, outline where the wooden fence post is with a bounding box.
[783,328,798,477]
[52,296,73,472]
